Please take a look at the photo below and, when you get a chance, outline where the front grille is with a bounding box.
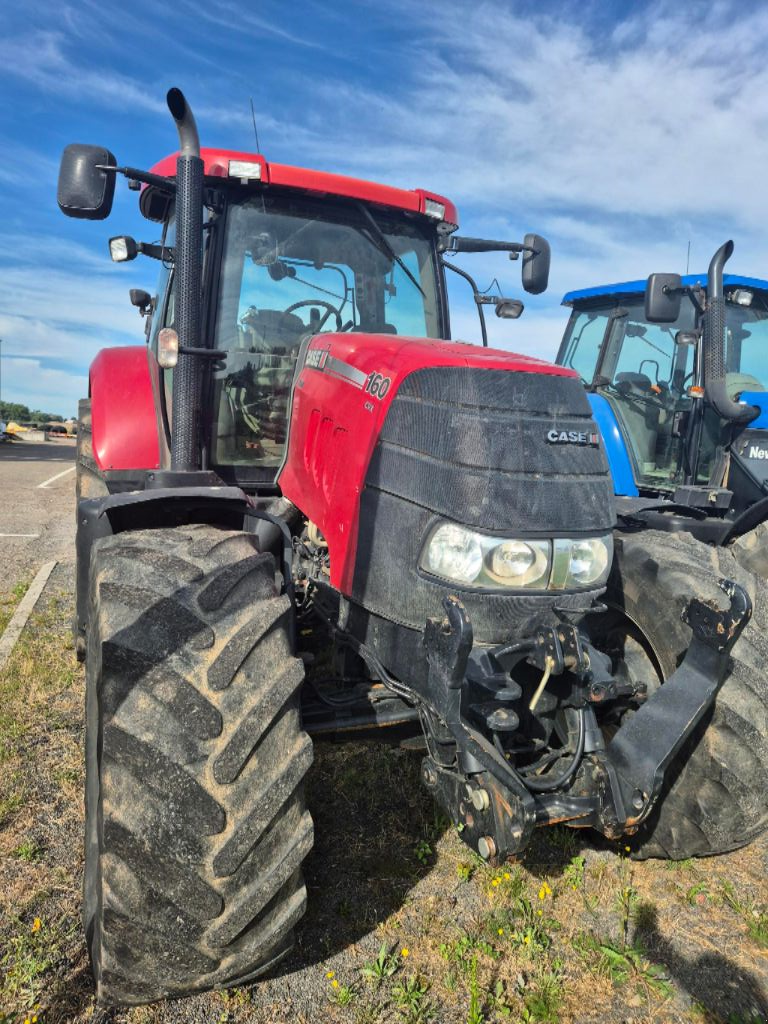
[350,366,615,642]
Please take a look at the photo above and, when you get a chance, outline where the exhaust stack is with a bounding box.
[703,241,758,424]
[167,88,204,471]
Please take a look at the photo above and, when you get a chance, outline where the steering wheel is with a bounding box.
[280,299,343,333]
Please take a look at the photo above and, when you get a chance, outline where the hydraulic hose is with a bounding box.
[495,708,586,794]
[166,88,205,471]
[703,240,758,425]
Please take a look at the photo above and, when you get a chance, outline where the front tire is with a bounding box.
[84,525,312,1005]
[76,398,108,501]
[601,529,768,859]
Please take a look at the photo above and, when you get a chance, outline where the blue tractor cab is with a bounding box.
[556,248,768,541]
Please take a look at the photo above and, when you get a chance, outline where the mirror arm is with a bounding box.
[138,242,174,262]
[96,164,177,195]
[441,259,488,347]
[448,236,529,256]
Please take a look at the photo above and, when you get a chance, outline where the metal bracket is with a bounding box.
[604,579,751,828]
[421,596,537,858]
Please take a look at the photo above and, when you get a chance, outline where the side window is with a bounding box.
[560,310,610,384]
[385,250,430,337]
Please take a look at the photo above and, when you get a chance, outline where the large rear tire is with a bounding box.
[600,529,768,859]
[730,520,768,579]
[76,398,108,501]
[84,524,312,1005]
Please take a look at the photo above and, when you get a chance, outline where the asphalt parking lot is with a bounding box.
[0,438,77,589]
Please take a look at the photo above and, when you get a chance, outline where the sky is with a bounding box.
[1,0,767,416]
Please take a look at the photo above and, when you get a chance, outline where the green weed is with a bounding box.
[391,974,434,1023]
[361,942,400,986]
[562,855,585,891]
[12,839,42,863]
[521,969,563,1023]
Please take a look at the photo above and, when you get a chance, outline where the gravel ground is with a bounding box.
[0,451,766,1024]
[0,438,76,590]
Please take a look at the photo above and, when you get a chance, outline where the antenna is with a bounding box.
[249,97,261,153]
[686,240,691,275]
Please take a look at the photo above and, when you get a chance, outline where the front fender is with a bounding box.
[90,346,161,470]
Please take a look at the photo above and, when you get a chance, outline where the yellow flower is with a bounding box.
[326,970,335,979]
[497,928,504,935]
[524,935,531,944]
[537,881,552,900]
[32,1017,38,1024]
[491,878,500,887]
[24,1019,30,1024]
[537,909,543,916]
[31,918,41,933]
[331,979,339,989]
[401,947,410,958]
[538,888,546,900]
[503,872,511,881]
[624,846,631,853]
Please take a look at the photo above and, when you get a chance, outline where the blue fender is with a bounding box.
[587,393,639,497]
[739,392,768,429]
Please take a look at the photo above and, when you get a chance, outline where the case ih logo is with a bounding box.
[546,429,599,446]
[305,346,330,370]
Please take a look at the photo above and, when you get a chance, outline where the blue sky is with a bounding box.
[1,0,767,415]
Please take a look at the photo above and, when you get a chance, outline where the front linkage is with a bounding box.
[418,582,751,861]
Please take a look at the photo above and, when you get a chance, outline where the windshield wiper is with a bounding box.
[355,202,425,298]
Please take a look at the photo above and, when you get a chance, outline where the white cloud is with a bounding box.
[2,356,86,417]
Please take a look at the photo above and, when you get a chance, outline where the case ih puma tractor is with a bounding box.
[58,90,760,1006]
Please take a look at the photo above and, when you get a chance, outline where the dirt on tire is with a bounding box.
[84,524,312,1005]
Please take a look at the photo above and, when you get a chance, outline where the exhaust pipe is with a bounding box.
[166,88,204,471]
[703,240,758,424]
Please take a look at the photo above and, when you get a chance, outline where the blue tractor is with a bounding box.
[554,242,768,858]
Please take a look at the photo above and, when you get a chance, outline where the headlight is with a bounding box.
[419,523,613,592]
[551,535,613,590]
[423,523,483,584]
[420,524,549,590]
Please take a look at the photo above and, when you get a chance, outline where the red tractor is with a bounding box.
[58,90,755,1006]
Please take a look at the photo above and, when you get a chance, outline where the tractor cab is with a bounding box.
[557,272,768,507]
[135,151,453,484]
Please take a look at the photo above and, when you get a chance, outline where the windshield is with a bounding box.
[210,192,441,472]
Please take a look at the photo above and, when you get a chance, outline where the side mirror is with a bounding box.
[521,234,550,295]
[57,144,117,220]
[645,272,682,323]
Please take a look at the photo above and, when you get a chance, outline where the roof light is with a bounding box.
[228,160,262,182]
[729,288,754,306]
[109,236,138,262]
[423,198,446,220]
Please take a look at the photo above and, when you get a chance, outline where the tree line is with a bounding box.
[0,401,67,424]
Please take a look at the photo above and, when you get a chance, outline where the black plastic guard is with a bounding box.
[75,486,249,643]
[604,579,752,828]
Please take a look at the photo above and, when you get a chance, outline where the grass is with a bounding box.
[1,574,767,1024]
[0,578,31,636]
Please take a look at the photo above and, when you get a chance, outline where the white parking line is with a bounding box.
[0,533,40,538]
[0,561,57,671]
[37,465,76,489]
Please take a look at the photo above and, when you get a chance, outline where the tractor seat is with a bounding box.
[238,308,306,352]
[726,372,767,400]
[615,371,654,394]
